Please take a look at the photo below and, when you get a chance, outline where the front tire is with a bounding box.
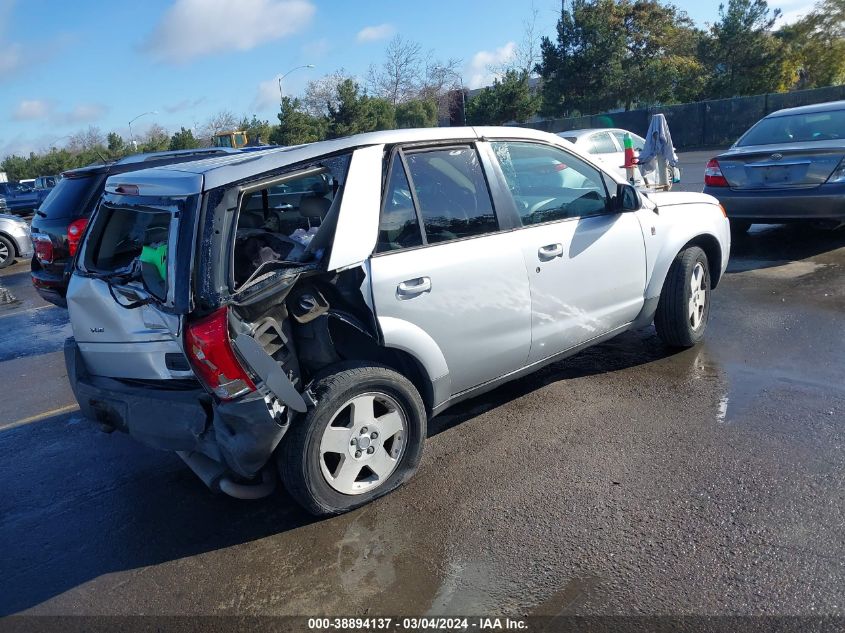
[0,235,15,269]
[279,362,427,516]
[654,246,711,348]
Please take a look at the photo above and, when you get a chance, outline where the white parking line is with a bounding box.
[1,403,79,431]
[0,304,58,319]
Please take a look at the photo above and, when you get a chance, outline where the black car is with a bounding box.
[30,148,237,307]
[703,100,845,234]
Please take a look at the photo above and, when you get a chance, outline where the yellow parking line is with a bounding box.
[1,403,80,430]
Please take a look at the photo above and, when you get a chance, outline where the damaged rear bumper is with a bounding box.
[64,337,288,481]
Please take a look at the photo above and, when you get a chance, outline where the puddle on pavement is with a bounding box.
[0,308,71,362]
[529,576,603,616]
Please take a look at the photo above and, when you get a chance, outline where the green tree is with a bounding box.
[395,99,439,128]
[778,0,845,89]
[326,79,397,138]
[169,127,201,150]
[238,115,273,145]
[538,0,626,116]
[270,96,327,146]
[140,124,170,153]
[701,0,787,97]
[466,70,541,125]
[107,132,125,154]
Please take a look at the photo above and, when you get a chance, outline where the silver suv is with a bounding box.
[65,127,730,516]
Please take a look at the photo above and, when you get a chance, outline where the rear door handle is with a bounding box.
[397,277,432,297]
[538,243,563,260]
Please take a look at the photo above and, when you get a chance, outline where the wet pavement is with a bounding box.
[1,206,844,617]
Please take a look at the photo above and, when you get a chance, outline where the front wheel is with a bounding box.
[654,246,711,348]
[279,362,427,516]
[0,235,15,269]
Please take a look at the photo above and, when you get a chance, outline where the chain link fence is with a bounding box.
[525,84,845,149]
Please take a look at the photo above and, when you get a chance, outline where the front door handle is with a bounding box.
[538,243,563,261]
[397,276,432,297]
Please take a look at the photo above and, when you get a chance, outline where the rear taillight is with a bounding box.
[185,307,256,400]
[33,233,53,264]
[704,159,728,187]
[67,218,88,256]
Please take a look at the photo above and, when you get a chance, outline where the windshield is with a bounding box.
[82,194,198,304]
[38,175,97,219]
[736,109,845,147]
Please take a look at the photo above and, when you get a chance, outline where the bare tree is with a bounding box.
[202,110,238,140]
[302,70,350,117]
[367,35,423,105]
[418,55,463,119]
[488,5,542,77]
[67,126,106,152]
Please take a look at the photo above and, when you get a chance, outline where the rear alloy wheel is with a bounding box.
[279,362,426,516]
[655,246,711,348]
[0,235,15,269]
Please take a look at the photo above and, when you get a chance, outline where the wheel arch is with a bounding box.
[0,231,19,256]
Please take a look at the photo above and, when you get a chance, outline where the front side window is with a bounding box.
[377,153,423,252]
[404,146,498,244]
[491,141,611,225]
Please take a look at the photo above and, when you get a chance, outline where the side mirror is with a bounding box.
[616,183,642,212]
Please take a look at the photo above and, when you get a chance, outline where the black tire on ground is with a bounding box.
[654,246,711,348]
[730,220,751,236]
[0,235,15,269]
[279,362,427,516]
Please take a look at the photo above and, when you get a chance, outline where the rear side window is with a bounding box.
[589,132,617,154]
[403,146,498,244]
[38,175,98,220]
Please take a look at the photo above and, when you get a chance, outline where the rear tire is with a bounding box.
[279,362,427,516]
[0,235,15,269]
[654,246,711,348]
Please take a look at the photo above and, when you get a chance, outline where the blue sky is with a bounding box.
[0,0,813,159]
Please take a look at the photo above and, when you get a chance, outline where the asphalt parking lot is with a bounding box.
[1,152,844,617]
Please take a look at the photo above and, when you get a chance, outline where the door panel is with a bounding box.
[370,234,532,394]
[487,140,647,364]
[516,213,646,363]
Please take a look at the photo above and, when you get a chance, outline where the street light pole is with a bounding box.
[278,64,315,107]
[128,111,158,150]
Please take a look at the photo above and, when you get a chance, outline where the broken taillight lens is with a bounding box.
[67,218,88,256]
[185,307,256,400]
[33,233,54,264]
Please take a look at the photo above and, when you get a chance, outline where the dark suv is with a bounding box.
[30,148,236,307]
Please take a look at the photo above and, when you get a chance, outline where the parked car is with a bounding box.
[64,127,730,516]
[0,212,34,269]
[0,181,49,215]
[30,148,237,307]
[557,128,648,185]
[559,128,680,188]
[33,175,60,190]
[703,100,845,234]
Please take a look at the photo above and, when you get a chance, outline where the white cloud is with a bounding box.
[163,97,207,113]
[57,103,108,125]
[466,41,516,89]
[356,23,395,43]
[145,0,315,64]
[254,75,283,111]
[12,99,50,121]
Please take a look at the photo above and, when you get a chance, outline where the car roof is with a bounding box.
[106,126,576,194]
[62,147,240,178]
[560,128,642,140]
[767,99,845,118]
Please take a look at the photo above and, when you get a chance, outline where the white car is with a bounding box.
[558,128,647,184]
[65,126,729,515]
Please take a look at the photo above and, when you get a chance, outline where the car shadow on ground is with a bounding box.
[728,223,845,272]
[429,328,683,438]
